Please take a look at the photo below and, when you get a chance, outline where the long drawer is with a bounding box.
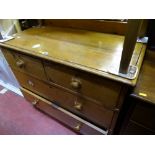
[13,70,115,129]
[44,61,122,109]
[1,48,47,81]
[21,88,108,135]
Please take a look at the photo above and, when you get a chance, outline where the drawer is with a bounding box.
[1,48,46,81]
[21,88,108,135]
[130,100,155,130]
[44,61,122,109]
[14,70,114,129]
[122,121,155,135]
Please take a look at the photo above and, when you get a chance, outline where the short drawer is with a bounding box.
[1,48,46,81]
[21,88,108,135]
[44,61,122,109]
[14,70,114,129]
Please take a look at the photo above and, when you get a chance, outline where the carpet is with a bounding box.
[0,85,76,135]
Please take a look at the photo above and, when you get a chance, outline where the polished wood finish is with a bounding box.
[0,23,147,134]
[0,26,145,86]
[131,101,155,130]
[119,20,143,74]
[13,70,115,129]
[43,19,127,35]
[21,88,107,135]
[44,61,122,109]
[120,97,155,135]
[2,48,47,81]
[120,50,155,134]
[132,50,155,104]
[123,120,155,135]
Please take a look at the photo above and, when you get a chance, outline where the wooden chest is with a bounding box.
[0,26,146,134]
[120,50,155,135]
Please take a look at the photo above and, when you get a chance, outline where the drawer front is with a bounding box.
[123,121,155,135]
[44,62,122,109]
[21,88,107,135]
[131,101,155,130]
[14,70,114,129]
[2,48,46,80]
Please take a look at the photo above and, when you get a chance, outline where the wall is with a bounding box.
[0,19,21,91]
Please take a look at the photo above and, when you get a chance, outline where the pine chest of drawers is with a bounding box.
[0,26,146,134]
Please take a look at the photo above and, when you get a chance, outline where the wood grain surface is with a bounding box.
[0,26,145,85]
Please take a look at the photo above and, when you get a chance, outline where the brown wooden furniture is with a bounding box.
[0,20,146,134]
[119,20,143,74]
[42,19,127,35]
[120,50,155,134]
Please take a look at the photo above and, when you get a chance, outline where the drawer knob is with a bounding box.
[16,59,25,68]
[71,79,81,89]
[74,123,82,131]
[32,99,39,105]
[74,101,83,111]
[28,80,34,87]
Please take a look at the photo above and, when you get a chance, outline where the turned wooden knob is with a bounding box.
[74,123,82,131]
[74,101,83,111]
[28,80,34,87]
[70,78,81,89]
[32,99,39,105]
[16,59,25,68]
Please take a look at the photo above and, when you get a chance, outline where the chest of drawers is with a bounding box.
[120,50,155,135]
[0,26,146,134]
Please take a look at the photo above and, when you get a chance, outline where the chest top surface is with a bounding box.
[0,26,146,86]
